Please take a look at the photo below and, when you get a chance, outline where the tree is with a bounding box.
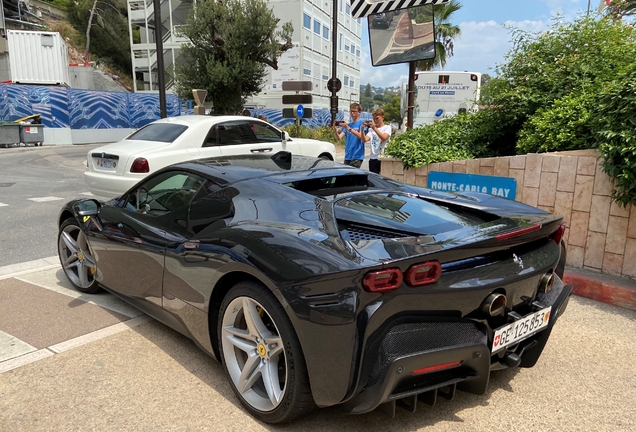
[67,0,131,71]
[174,0,293,115]
[363,83,372,98]
[380,96,403,124]
[416,0,462,71]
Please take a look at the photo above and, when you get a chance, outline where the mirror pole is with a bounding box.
[330,0,338,125]
[407,61,416,130]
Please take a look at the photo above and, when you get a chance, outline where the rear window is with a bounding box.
[127,124,188,143]
[335,193,482,235]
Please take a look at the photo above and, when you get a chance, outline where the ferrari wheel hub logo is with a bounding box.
[77,252,84,261]
[257,344,266,356]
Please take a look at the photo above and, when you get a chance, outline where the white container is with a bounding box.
[7,30,70,86]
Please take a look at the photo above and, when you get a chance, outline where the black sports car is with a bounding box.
[57,152,571,423]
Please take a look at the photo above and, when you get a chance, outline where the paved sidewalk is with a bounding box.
[0,258,635,430]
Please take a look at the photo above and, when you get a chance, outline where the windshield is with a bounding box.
[127,124,188,143]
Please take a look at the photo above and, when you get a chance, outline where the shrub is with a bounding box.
[594,66,636,207]
[516,90,597,154]
[385,108,518,169]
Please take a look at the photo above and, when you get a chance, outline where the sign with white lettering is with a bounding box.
[427,171,517,200]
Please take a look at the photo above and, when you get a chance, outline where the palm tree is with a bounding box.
[416,0,462,71]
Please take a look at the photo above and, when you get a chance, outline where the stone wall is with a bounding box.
[380,150,636,280]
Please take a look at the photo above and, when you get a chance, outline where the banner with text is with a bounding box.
[427,171,517,200]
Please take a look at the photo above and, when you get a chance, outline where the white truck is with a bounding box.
[402,71,482,128]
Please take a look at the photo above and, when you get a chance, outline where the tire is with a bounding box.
[218,281,315,423]
[318,153,333,161]
[57,219,101,294]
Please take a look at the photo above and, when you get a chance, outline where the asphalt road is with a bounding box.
[0,144,102,267]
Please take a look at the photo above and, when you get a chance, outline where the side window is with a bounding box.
[249,121,282,143]
[216,121,257,145]
[188,184,238,235]
[202,126,217,147]
[123,170,205,217]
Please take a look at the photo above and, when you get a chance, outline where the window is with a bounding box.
[345,2,350,14]
[303,60,311,76]
[314,62,321,79]
[344,75,349,86]
[216,121,258,145]
[350,79,355,88]
[249,121,283,143]
[323,25,329,40]
[303,13,311,30]
[314,20,321,35]
[322,65,329,81]
[124,170,205,217]
[345,38,350,52]
[127,124,188,143]
[356,48,360,57]
[339,33,342,51]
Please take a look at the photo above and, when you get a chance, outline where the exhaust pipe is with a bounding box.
[539,271,556,294]
[481,293,507,316]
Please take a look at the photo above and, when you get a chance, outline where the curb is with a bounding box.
[563,267,636,312]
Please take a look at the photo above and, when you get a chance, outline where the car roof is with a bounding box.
[172,153,362,185]
[150,115,269,127]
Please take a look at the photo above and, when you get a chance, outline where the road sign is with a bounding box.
[295,105,304,118]
[282,81,312,91]
[283,108,313,119]
[327,78,342,93]
[349,0,449,19]
[282,94,313,105]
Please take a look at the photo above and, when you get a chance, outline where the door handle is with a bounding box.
[260,147,273,153]
[250,148,265,153]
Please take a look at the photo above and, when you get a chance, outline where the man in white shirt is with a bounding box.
[362,108,392,174]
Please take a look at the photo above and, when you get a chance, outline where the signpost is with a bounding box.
[281,81,313,136]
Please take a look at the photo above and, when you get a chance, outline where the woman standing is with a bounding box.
[363,108,392,174]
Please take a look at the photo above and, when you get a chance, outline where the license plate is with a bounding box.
[97,158,116,169]
[492,307,551,353]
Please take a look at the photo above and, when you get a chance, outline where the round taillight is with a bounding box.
[130,157,149,173]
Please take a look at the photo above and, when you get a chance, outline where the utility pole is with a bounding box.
[152,0,167,118]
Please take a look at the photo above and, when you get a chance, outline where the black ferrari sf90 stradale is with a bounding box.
[57,152,571,424]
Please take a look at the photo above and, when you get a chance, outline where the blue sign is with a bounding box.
[296,104,304,118]
[427,171,517,200]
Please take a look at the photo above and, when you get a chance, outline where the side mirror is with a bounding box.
[73,199,101,217]
[283,131,291,142]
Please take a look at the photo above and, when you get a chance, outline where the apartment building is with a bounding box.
[126,0,362,111]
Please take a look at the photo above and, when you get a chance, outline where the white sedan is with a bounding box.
[84,115,337,198]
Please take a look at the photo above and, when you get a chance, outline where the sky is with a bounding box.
[359,0,599,87]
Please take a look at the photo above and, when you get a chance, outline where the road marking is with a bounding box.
[27,196,64,202]
[0,202,8,207]
[0,316,151,374]
[79,192,95,196]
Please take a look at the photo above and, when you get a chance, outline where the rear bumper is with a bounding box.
[84,171,144,198]
[340,277,572,414]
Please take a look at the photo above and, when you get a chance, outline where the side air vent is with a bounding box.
[342,225,409,241]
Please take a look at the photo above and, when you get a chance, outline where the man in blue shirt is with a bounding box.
[333,103,365,168]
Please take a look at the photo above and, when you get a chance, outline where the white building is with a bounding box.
[125,0,362,111]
